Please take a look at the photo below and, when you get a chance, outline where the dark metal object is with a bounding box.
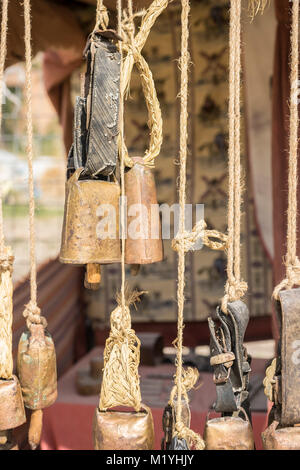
[161,404,173,450]
[125,157,164,266]
[76,357,103,396]
[17,324,57,410]
[0,375,26,431]
[93,405,154,450]
[68,34,120,178]
[204,416,255,450]
[60,169,121,266]
[138,332,163,366]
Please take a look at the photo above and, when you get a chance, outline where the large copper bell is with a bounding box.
[125,157,163,272]
[17,324,57,410]
[0,375,26,431]
[60,168,121,287]
[93,405,154,450]
[262,421,300,450]
[204,415,255,450]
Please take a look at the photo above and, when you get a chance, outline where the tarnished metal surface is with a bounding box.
[60,169,121,265]
[125,157,163,265]
[0,375,26,431]
[17,324,57,410]
[262,421,300,450]
[204,416,255,450]
[279,287,300,426]
[93,405,154,450]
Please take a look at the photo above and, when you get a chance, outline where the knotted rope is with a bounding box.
[221,0,247,314]
[172,220,228,253]
[0,0,14,380]
[95,0,109,31]
[118,0,171,168]
[171,0,205,450]
[99,289,144,411]
[273,0,300,300]
[23,0,47,329]
[98,0,143,413]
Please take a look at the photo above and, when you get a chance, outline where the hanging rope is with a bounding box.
[0,0,14,381]
[93,0,109,33]
[221,0,247,314]
[171,0,205,450]
[23,0,47,329]
[273,0,300,300]
[118,0,171,168]
[99,0,143,412]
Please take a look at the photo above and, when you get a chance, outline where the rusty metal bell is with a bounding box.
[0,375,26,431]
[60,169,121,268]
[93,405,155,450]
[17,324,57,410]
[125,157,163,267]
[204,416,255,450]
[262,421,300,450]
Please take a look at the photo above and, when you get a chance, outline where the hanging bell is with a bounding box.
[93,405,154,450]
[204,415,255,450]
[17,323,57,410]
[262,421,300,450]
[0,375,26,431]
[125,157,163,270]
[60,169,121,286]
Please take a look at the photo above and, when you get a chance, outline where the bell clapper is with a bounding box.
[130,264,140,276]
[84,264,101,290]
[28,409,43,450]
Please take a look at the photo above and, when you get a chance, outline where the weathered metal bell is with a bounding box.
[262,421,300,450]
[60,169,121,266]
[204,416,255,450]
[93,405,154,450]
[0,375,26,431]
[17,324,57,410]
[125,157,163,267]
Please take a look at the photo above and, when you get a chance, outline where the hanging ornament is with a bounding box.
[0,0,26,450]
[16,0,57,450]
[262,0,300,450]
[119,0,167,275]
[93,289,154,450]
[60,0,121,289]
[203,0,254,450]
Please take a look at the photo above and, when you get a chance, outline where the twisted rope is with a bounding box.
[23,0,46,328]
[273,0,300,300]
[171,0,205,450]
[119,0,170,168]
[221,0,247,314]
[0,0,14,380]
[248,0,268,18]
[95,0,109,31]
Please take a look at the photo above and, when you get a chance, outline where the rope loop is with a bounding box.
[94,0,109,32]
[172,220,228,253]
[23,301,47,329]
[221,278,248,313]
[0,250,14,273]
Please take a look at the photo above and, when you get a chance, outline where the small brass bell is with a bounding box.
[60,169,121,287]
[204,415,255,450]
[17,324,57,410]
[0,375,26,431]
[262,421,300,450]
[93,405,154,450]
[125,157,163,271]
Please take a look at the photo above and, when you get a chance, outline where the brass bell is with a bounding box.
[262,421,300,450]
[204,416,255,450]
[17,324,57,410]
[125,157,163,270]
[93,405,154,450]
[60,169,121,287]
[0,375,26,431]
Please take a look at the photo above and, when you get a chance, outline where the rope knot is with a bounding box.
[172,220,228,253]
[96,4,109,31]
[0,249,14,273]
[23,301,47,329]
[222,278,248,313]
